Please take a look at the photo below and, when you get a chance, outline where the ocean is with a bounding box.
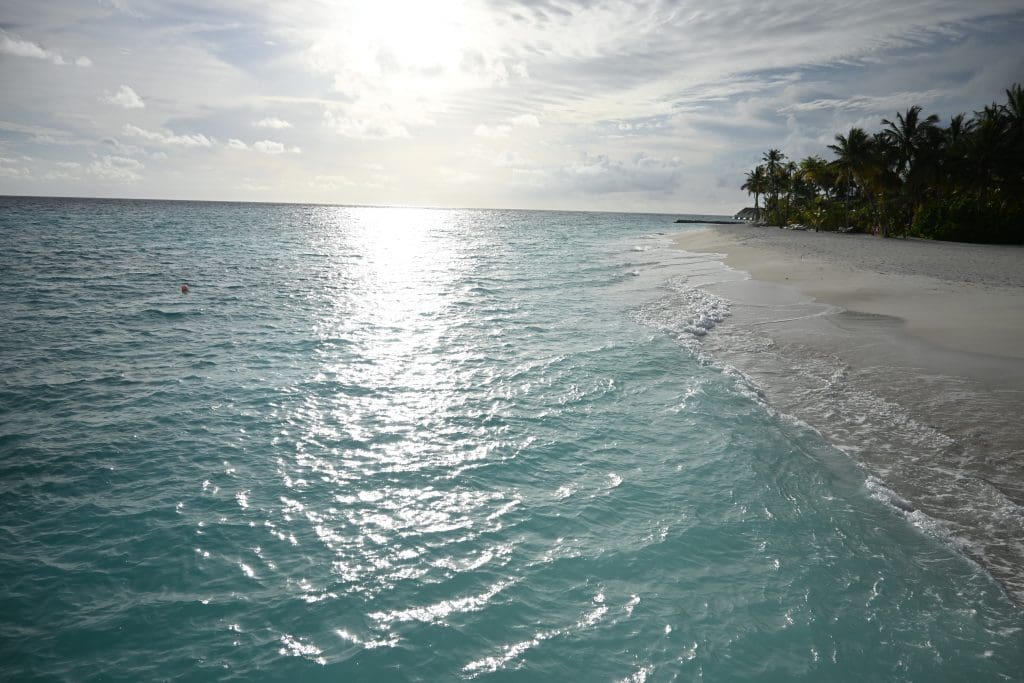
[1,196,1021,681]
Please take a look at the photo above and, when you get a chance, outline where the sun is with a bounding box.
[347,0,469,75]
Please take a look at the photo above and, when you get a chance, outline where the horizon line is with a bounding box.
[0,193,733,218]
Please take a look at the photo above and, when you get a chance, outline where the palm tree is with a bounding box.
[828,128,873,189]
[738,84,1023,243]
[1003,83,1024,131]
[782,160,799,223]
[880,106,942,235]
[798,156,836,229]
[966,103,1005,196]
[762,148,786,225]
[1000,84,1024,196]
[828,128,875,230]
[741,165,768,218]
[799,156,835,199]
[881,105,940,180]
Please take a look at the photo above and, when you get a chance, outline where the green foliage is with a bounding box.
[741,84,1024,243]
[910,194,1022,244]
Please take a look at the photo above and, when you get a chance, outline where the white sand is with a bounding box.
[672,225,1024,599]
[674,226,1024,361]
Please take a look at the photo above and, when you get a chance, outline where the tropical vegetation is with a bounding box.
[740,84,1024,243]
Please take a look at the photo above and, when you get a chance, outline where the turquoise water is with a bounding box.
[1,197,1021,681]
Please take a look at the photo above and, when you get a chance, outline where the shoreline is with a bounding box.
[671,224,1024,601]
[673,225,1024,367]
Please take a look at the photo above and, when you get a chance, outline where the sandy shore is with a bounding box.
[674,225,1024,363]
[672,225,1024,600]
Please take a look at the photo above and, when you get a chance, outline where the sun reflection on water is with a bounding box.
[265,205,522,630]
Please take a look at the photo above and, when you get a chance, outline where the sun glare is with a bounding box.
[347,0,468,75]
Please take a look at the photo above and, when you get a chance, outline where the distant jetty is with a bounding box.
[674,218,744,224]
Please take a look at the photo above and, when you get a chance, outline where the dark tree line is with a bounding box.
[741,84,1024,243]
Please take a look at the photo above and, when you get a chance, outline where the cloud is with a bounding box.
[309,173,381,190]
[323,108,411,140]
[43,161,82,181]
[474,113,542,138]
[0,155,32,178]
[515,153,684,195]
[0,29,90,66]
[437,166,482,184]
[0,30,66,64]
[253,140,285,154]
[494,150,527,167]
[104,85,145,109]
[779,90,946,114]
[474,123,511,139]
[123,124,213,147]
[88,155,144,182]
[507,114,540,128]
[255,117,292,129]
[251,140,301,154]
[227,138,301,154]
[0,119,76,141]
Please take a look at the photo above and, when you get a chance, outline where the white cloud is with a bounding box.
[238,177,271,192]
[437,166,481,184]
[507,114,540,128]
[44,161,82,181]
[123,124,213,147]
[309,174,356,189]
[473,123,511,139]
[0,29,90,67]
[494,150,526,167]
[0,30,66,64]
[253,140,285,154]
[0,120,76,143]
[227,138,300,154]
[309,169,389,190]
[323,108,411,140]
[0,166,31,179]
[105,85,145,109]
[88,155,144,182]
[255,117,292,129]
[474,113,542,139]
[779,90,945,114]
[515,153,684,196]
[252,140,301,154]
[0,154,32,179]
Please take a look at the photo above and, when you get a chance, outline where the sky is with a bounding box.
[1,0,1022,213]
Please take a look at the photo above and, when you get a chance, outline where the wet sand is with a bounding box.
[673,225,1024,601]
[674,226,1024,365]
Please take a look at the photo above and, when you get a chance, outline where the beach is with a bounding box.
[674,225,1024,364]
[674,225,1024,600]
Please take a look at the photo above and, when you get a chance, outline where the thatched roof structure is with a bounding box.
[734,207,764,221]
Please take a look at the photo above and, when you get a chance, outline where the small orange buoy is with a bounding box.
[180,284,190,294]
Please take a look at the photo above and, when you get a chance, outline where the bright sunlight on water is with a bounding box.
[1,197,1022,681]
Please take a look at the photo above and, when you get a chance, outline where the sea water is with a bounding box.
[1,197,1021,681]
